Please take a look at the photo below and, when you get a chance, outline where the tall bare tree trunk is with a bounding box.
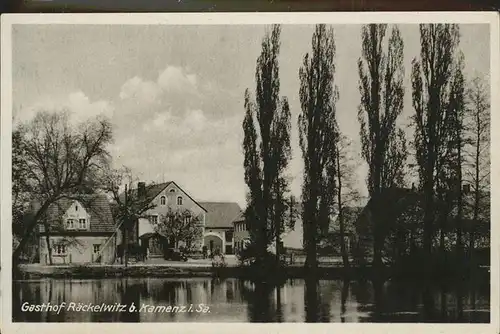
[124,184,129,267]
[44,224,53,265]
[124,225,129,267]
[470,107,481,262]
[456,133,464,263]
[336,150,349,270]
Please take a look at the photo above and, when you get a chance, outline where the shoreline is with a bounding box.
[15,263,490,282]
[15,263,380,280]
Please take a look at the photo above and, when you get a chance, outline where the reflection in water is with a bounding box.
[13,277,489,323]
[304,277,318,323]
[340,279,349,323]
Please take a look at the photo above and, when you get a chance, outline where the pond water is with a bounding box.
[13,277,489,323]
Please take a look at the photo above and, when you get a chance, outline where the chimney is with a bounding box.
[138,182,146,198]
[462,184,471,194]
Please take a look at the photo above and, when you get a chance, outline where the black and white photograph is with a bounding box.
[1,13,498,330]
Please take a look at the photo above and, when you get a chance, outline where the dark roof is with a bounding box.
[40,194,115,233]
[356,187,491,232]
[199,202,242,228]
[119,181,207,212]
[118,181,173,203]
[235,201,302,224]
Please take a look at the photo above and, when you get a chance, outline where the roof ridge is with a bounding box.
[199,201,240,204]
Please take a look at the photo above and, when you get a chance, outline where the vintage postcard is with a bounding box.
[1,12,499,334]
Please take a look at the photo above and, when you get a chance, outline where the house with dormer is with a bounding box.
[38,194,116,265]
[36,181,244,265]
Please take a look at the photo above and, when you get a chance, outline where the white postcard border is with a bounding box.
[1,11,499,334]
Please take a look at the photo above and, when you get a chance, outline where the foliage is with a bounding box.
[358,24,407,194]
[155,208,203,251]
[236,241,278,268]
[357,24,407,268]
[12,110,113,263]
[411,24,461,258]
[242,24,292,264]
[298,24,339,270]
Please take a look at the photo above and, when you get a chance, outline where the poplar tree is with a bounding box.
[242,25,292,266]
[298,24,339,271]
[357,24,406,268]
[411,24,461,261]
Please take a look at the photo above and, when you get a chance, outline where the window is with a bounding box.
[184,215,192,224]
[160,196,166,205]
[79,218,87,230]
[93,244,101,253]
[75,204,78,211]
[150,215,158,224]
[169,188,176,193]
[66,219,75,230]
[54,244,66,255]
[177,196,183,205]
[225,231,233,242]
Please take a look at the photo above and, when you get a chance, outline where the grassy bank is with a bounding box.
[16,263,217,279]
[16,263,386,280]
[15,263,489,282]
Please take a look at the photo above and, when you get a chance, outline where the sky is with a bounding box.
[12,24,490,208]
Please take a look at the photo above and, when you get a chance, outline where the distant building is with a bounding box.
[233,212,249,254]
[38,194,116,265]
[352,185,490,262]
[321,206,363,256]
[121,181,242,257]
[199,201,242,255]
[234,202,304,255]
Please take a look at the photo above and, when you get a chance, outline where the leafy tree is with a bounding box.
[242,24,292,266]
[357,24,407,268]
[411,24,461,261]
[298,24,339,271]
[12,127,37,259]
[12,110,112,266]
[155,209,203,251]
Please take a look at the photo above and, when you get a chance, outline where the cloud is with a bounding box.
[15,91,114,126]
[158,66,198,94]
[119,76,161,104]
[16,64,247,204]
[184,109,206,131]
[118,66,200,108]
